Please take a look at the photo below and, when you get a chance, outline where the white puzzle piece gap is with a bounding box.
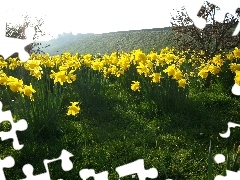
[0,101,28,150]
[215,170,240,180]
[0,8,34,62]
[116,159,158,180]
[0,156,15,180]
[20,149,73,180]
[79,169,109,180]
[231,83,240,96]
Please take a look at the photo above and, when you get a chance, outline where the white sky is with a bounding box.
[2,0,187,41]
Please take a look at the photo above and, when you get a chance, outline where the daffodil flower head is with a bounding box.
[67,102,80,116]
[131,81,140,92]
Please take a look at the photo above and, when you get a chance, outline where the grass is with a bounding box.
[0,80,240,179]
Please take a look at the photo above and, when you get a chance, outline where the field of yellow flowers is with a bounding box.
[1,46,240,117]
[0,47,239,104]
[0,46,240,179]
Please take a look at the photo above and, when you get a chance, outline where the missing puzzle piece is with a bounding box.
[79,169,108,180]
[215,170,240,180]
[231,83,240,96]
[0,101,28,150]
[182,0,208,29]
[0,9,34,62]
[116,159,158,180]
[0,156,15,180]
[20,149,73,180]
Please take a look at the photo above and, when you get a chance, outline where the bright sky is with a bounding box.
[3,0,186,41]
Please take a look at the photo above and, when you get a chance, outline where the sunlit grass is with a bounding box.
[0,48,240,179]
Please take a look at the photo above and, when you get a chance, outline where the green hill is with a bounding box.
[36,27,175,55]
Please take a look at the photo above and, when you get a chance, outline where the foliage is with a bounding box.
[5,14,50,56]
[171,2,240,55]
[170,1,240,88]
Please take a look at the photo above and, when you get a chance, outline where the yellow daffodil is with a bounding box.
[198,69,208,79]
[67,102,80,116]
[178,79,187,88]
[163,64,176,77]
[131,81,140,91]
[233,47,240,59]
[149,73,162,83]
[21,84,36,101]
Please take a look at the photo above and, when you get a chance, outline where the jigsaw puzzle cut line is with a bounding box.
[0,101,28,150]
[20,149,73,180]
[0,156,15,180]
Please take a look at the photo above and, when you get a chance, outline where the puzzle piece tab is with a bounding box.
[219,122,240,138]
[79,169,109,180]
[0,101,28,150]
[20,149,73,180]
[215,170,240,180]
[0,156,15,180]
[231,83,240,95]
[0,8,34,62]
[116,159,158,180]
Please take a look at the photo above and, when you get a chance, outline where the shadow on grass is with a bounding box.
[2,82,240,179]
[64,83,240,179]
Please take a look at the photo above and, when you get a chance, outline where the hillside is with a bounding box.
[34,32,94,55]
[35,27,175,55]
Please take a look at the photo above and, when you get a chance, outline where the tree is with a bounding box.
[170,1,240,88]
[5,14,50,57]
